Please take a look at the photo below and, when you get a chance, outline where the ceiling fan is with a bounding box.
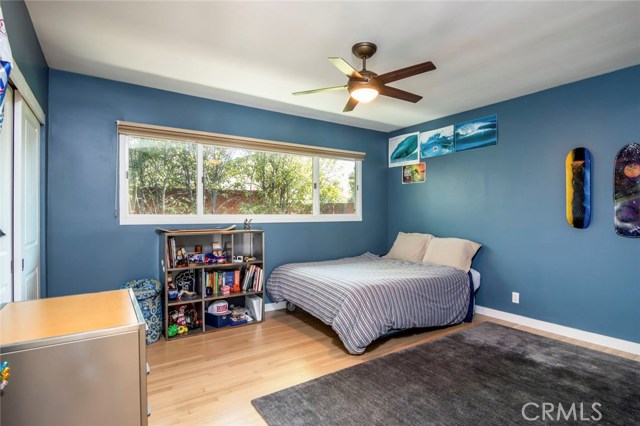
[293,42,436,112]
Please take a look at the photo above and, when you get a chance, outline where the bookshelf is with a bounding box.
[158,228,265,341]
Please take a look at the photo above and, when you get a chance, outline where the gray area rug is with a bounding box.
[252,323,639,425]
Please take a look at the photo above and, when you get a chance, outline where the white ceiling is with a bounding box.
[25,1,640,132]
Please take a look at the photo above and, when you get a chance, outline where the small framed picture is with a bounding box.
[188,253,205,265]
[402,163,426,184]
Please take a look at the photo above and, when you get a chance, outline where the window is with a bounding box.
[319,158,357,215]
[118,122,363,224]
[128,137,197,215]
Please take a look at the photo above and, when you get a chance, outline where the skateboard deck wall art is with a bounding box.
[566,147,591,229]
[614,143,640,238]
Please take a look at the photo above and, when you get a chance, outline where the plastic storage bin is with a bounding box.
[121,278,163,344]
[205,312,230,328]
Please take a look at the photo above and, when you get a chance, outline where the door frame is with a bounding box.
[13,90,41,300]
[0,85,13,303]
[5,62,46,301]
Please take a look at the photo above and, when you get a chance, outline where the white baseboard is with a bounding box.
[265,302,286,312]
[475,306,640,356]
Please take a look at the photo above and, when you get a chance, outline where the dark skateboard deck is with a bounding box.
[566,147,591,229]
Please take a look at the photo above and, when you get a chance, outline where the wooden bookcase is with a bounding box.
[158,229,265,341]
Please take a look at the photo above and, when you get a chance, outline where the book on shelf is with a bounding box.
[223,271,235,287]
[168,237,177,268]
[242,265,262,292]
[204,271,222,296]
[242,265,255,291]
[253,266,263,292]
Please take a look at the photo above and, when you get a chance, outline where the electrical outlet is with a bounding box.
[512,292,520,304]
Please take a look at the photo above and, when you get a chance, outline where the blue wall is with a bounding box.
[1,0,48,109]
[387,66,640,343]
[47,70,388,298]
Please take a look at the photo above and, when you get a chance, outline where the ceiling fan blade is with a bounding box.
[379,85,423,103]
[378,61,436,84]
[328,57,364,79]
[343,97,359,112]
[293,85,347,96]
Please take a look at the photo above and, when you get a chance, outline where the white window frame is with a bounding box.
[118,134,363,225]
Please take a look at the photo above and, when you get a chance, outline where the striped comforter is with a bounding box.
[267,253,471,354]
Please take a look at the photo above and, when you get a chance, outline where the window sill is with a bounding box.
[119,214,362,225]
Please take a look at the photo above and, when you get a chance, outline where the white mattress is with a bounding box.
[470,268,481,292]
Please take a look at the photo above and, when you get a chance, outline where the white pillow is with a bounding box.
[384,232,434,263]
[422,237,481,272]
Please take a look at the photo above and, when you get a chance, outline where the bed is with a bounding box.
[267,252,479,354]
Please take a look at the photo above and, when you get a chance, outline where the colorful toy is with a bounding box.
[175,248,188,267]
[167,324,179,337]
[0,361,9,391]
[178,325,188,335]
[169,303,201,333]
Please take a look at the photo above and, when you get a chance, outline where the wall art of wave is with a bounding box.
[454,114,497,152]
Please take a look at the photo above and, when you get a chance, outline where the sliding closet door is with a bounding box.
[13,91,40,301]
[0,86,13,303]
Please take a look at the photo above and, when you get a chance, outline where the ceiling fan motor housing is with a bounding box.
[348,70,381,94]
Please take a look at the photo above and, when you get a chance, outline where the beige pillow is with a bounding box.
[384,232,434,263]
[422,237,481,272]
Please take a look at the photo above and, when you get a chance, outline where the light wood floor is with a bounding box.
[146,310,638,426]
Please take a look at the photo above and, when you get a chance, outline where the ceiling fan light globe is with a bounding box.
[351,88,379,103]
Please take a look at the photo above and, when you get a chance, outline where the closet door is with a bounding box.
[0,86,13,303]
[13,91,40,301]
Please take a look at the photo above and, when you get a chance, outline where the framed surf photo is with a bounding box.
[389,132,419,167]
[402,163,426,184]
[454,114,497,152]
[419,125,454,159]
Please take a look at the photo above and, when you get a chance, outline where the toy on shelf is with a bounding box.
[168,303,201,332]
[211,242,227,263]
[229,306,251,326]
[0,361,9,391]
[167,324,179,337]
[174,248,188,267]
[167,272,179,300]
[178,289,198,300]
